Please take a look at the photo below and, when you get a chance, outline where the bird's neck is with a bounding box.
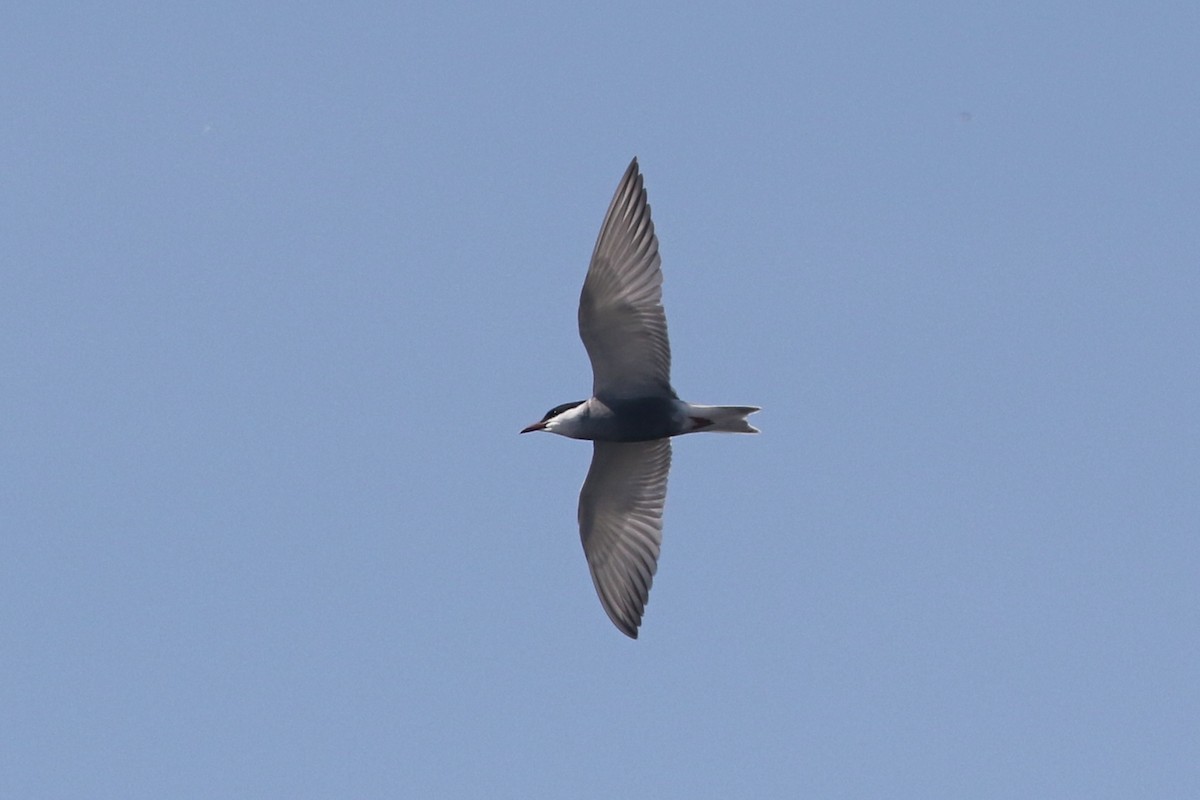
[546,400,593,439]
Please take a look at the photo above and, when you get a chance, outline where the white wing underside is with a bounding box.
[578,158,673,399]
[578,439,671,638]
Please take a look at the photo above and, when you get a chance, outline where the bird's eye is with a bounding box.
[544,400,584,421]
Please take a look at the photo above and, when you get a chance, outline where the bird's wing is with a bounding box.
[578,439,672,638]
[578,158,673,399]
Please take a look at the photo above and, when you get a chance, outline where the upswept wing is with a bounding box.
[578,158,673,399]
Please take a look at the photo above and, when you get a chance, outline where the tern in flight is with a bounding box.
[522,158,759,638]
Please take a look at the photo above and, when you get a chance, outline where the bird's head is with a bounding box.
[521,400,587,435]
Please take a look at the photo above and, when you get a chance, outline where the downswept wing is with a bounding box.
[578,439,672,638]
[578,158,673,399]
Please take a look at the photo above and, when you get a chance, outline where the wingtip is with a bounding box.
[608,604,642,639]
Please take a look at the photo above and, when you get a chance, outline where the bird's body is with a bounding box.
[529,396,759,442]
[522,158,758,638]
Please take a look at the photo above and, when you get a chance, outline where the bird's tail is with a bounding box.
[681,404,761,434]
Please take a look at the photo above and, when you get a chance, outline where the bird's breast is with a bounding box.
[587,396,682,442]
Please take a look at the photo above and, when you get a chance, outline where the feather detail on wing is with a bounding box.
[578,439,672,638]
[578,158,673,399]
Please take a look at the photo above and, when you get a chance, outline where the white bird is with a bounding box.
[522,158,759,638]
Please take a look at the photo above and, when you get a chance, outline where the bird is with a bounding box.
[521,158,759,638]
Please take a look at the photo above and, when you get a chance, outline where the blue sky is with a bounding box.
[3,3,1197,797]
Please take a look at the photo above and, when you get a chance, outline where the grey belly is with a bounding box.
[592,396,680,442]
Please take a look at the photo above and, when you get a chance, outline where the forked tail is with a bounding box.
[682,404,761,434]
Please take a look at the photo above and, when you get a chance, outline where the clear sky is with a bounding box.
[3,3,1197,798]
